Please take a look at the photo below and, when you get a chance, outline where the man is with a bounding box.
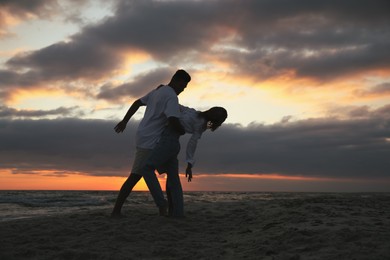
[111,69,191,217]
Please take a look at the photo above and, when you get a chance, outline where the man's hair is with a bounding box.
[172,69,191,83]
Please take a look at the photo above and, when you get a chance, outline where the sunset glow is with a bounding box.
[1,0,389,192]
[1,170,388,193]
[0,170,148,191]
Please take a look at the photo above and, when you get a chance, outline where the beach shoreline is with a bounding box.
[1,192,389,259]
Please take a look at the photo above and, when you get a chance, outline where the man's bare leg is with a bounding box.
[111,173,142,217]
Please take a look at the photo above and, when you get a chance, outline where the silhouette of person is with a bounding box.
[111,69,190,217]
[112,103,228,217]
[142,105,228,217]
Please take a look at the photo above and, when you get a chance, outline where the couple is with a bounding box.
[111,69,227,218]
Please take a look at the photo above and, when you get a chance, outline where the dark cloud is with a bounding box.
[0,0,58,17]
[0,118,134,176]
[1,105,389,179]
[194,116,390,178]
[0,105,81,118]
[6,40,122,81]
[83,0,230,60]
[346,106,371,118]
[0,0,57,38]
[0,69,40,88]
[210,0,390,80]
[370,82,390,95]
[97,67,174,101]
[3,0,389,93]
[326,104,390,120]
[289,42,390,80]
[0,0,92,38]
[0,69,50,100]
[356,82,390,97]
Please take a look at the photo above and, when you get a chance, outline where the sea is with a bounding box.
[0,190,283,222]
[0,190,142,222]
[0,190,385,222]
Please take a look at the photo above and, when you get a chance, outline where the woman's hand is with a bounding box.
[186,164,193,182]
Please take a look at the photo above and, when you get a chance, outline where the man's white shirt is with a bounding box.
[136,85,180,149]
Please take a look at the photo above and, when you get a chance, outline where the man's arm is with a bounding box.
[114,99,145,133]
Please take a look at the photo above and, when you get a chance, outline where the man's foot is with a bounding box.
[159,205,168,216]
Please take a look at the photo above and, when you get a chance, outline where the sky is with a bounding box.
[0,0,389,192]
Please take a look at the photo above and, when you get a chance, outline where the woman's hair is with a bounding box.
[200,107,228,131]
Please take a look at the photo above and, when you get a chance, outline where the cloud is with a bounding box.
[0,0,57,38]
[0,105,82,118]
[0,69,38,87]
[326,104,390,120]
[356,82,390,97]
[1,105,389,179]
[2,0,389,100]
[0,69,48,101]
[6,40,123,81]
[194,115,390,178]
[289,43,390,80]
[0,118,134,176]
[97,67,174,101]
[0,0,93,38]
[0,0,107,24]
[0,0,58,17]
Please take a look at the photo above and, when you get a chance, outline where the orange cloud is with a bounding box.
[0,9,22,27]
[0,48,27,59]
[7,88,57,103]
[123,50,151,67]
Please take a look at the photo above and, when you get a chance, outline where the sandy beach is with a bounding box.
[1,192,389,260]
